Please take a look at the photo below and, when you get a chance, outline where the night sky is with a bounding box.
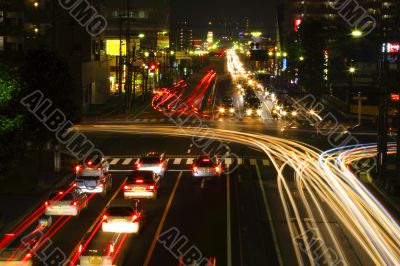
[171,0,282,28]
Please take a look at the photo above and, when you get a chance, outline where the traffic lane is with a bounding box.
[231,161,280,266]
[148,172,227,266]
[82,132,196,157]
[112,171,180,265]
[34,173,127,265]
[257,161,370,265]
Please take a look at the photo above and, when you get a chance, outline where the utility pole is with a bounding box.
[377,2,389,183]
[125,0,132,112]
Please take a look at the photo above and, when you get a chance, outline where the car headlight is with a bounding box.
[229,108,235,113]
[292,111,298,117]
[219,107,225,113]
[246,109,253,115]
[281,111,288,116]
[257,109,262,116]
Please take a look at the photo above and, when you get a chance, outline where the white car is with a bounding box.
[45,188,88,216]
[77,239,114,266]
[135,152,166,176]
[75,168,112,197]
[102,201,143,234]
[123,171,161,199]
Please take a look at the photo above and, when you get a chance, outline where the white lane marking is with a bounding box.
[190,144,193,148]
[173,158,182,165]
[122,158,133,165]
[186,158,194,165]
[263,159,270,166]
[227,173,232,266]
[254,162,284,265]
[187,149,191,154]
[135,158,140,164]
[224,158,232,165]
[110,158,120,165]
[200,178,205,189]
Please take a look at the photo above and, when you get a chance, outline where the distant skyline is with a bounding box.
[170,0,282,29]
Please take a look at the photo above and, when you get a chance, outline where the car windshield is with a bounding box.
[127,172,153,183]
[140,157,160,164]
[49,193,74,201]
[196,158,216,167]
[107,207,134,217]
[77,175,99,180]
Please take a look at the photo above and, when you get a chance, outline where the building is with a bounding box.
[278,0,400,101]
[0,0,170,111]
[171,21,193,51]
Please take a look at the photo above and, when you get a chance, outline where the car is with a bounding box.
[102,200,144,234]
[77,234,115,266]
[45,188,88,217]
[135,152,166,176]
[245,97,262,116]
[192,156,222,178]
[75,167,112,197]
[123,171,160,199]
[219,96,235,115]
[75,159,110,174]
[0,234,34,266]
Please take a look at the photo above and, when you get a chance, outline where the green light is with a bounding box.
[351,30,363,38]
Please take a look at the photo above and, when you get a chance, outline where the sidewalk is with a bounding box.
[355,165,400,219]
[0,151,76,234]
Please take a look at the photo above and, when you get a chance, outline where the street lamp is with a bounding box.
[299,56,304,61]
[348,67,356,74]
[138,33,145,39]
[351,30,363,38]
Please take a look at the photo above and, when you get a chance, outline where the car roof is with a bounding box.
[80,169,102,176]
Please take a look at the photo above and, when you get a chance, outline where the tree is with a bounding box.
[0,66,24,175]
[19,49,78,146]
[296,20,327,96]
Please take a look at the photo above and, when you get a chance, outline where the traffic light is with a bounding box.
[149,63,157,72]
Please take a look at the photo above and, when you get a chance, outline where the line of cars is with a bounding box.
[1,152,224,266]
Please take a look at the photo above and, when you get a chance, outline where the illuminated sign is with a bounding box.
[387,43,400,53]
[294,19,302,32]
[207,31,214,44]
[391,93,400,101]
[106,39,140,56]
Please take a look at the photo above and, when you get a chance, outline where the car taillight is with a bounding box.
[136,163,142,168]
[78,244,83,253]
[193,166,198,172]
[45,201,49,206]
[73,182,77,187]
[99,183,104,187]
[136,179,144,184]
[109,244,114,253]
[71,200,78,206]
[75,166,81,172]
[103,214,108,221]
[123,185,130,191]
[148,185,155,190]
[215,166,221,173]
[159,163,164,168]
[132,214,138,222]
[24,253,32,259]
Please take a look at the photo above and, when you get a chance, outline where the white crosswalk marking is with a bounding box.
[134,158,140,164]
[173,158,182,164]
[186,158,194,165]
[224,158,232,165]
[250,159,257,165]
[122,158,133,165]
[110,158,120,165]
[262,159,270,166]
